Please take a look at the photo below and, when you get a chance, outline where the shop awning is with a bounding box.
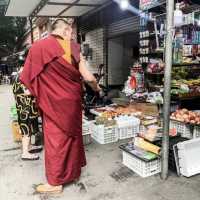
[5,0,109,17]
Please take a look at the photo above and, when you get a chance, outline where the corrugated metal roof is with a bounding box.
[5,0,109,17]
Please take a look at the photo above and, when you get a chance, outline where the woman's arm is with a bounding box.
[79,54,101,92]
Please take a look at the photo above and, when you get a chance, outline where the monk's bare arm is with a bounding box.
[79,54,101,92]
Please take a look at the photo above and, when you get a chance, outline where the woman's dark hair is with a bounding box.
[18,47,30,66]
[24,48,29,58]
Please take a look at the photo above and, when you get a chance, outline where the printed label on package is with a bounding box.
[140,0,161,10]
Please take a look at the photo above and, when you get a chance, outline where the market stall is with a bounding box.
[82,0,200,179]
[5,0,200,180]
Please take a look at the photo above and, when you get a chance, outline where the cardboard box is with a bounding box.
[130,103,159,116]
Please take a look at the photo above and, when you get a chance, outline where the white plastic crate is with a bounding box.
[118,125,140,140]
[177,138,200,177]
[140,125,146,133]
[170,120,192,139]
[83,134,92,145]
[116,116,140,140]
[82,119,93,145]
[82,119,91,135]
[193,126,200,138]
[91,123,118,144]
[122,151,161,178]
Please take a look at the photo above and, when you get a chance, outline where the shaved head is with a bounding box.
[51,18,73,40]
[51,19,70,31]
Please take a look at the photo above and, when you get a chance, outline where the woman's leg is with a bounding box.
[20,122,39,160]
[22,135,31,155]
[28,118,43,153]
[20,114,39,160]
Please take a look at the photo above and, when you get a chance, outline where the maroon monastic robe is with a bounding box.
[20,35,86,185]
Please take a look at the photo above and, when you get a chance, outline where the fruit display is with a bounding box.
[93,103,159,118]
[95,116,116,126]
[171,79,200,97]
[147,59,165,74]
[171,67,189,80]
[172,79,200,86]
[100,106,142,118]
[171,109,200,125]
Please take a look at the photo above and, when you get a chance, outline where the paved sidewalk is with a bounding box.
[1,85,200,200]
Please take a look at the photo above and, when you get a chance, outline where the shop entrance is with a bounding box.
[108,32,139,87]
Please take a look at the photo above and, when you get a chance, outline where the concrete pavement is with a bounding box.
[1,85,200,200]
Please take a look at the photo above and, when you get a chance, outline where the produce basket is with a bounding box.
[170,119,192,139]
[83,134,92,145]
[120,146,161,178]
[170,119,200,139]
[90,122,118,144]
[140,125,146,133]
[116,116,140,140]
[118,125,139,140]
[82,119,91,135]
[193,126,200,138]
[82,119,93,145]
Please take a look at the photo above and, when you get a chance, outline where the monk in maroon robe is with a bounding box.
[20,19,100,194]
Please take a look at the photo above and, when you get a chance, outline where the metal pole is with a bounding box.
[105,26,109,90]
[161,0,174,180]
[29,17,34,44]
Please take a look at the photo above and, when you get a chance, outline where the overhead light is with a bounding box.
[120,0,129,10]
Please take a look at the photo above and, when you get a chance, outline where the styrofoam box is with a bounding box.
[122,151,161,178]
[177,138,200,177]
[91,123,118,144]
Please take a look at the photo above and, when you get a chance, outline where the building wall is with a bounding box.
[23,33,32,47]
[108,33,139,86]
[108,37,124,85]
[83,28,105,75]
[23,17,78,47]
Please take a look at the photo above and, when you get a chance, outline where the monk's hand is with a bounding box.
[99,89,105,98]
